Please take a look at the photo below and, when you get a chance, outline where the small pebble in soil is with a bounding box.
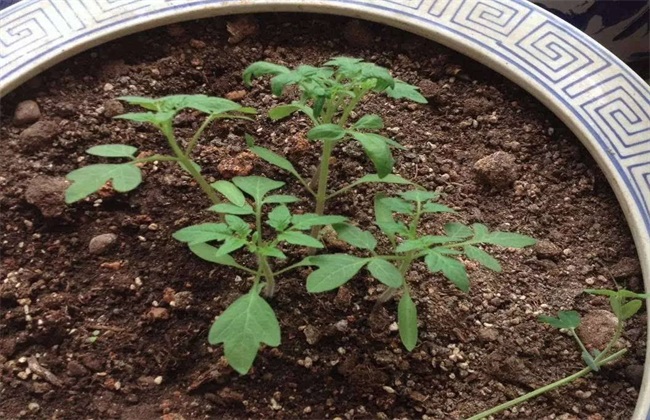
[13,100,41,126]
[624,364,644,387]
[477,327,499,342]
[24,176,68,218]
[154,376,163,385]
[303,325,321,345]
[147,307,170,320]
[27,402,40,413]
[89,233,118,255]
[19,120,60,151]
[343,20,374,48]
[103,99,124,118]
[473,151,518,188]
[417,79,440,100]
[534,239,562,260]
[225,90,247,101]
[577,309,618,351]
[226,16,259,44]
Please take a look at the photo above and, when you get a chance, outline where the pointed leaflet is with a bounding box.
[464,245,502,272]
[173,223,232,244]
[374,193,408,238]
[484,231,537,248]
[268,104,302,121]
[86,144,138,158]
[424,251,470,292]
[188,243,249,271]
[267,205,292,232]
[307,124,346,141]
[386,79,428,104]
[215,237,247,257]
[278,231,324,249]
[332,223,377,251]
[243,61,290,85]
[443,223,473,241]
[225,215,252,237]
[395,236,450,253]
[350,132,394,178]
[211,180,246,207]
[422,202,455,213]
[248,144,303,182]
[352,114,384,130]
[65,164,142,203]
[620,300,643,321]
[208,287,281,374]
[232,176,284,203]
[367,258,403,288]
[538,310,581,329]
[291,214,347,230]
[399,190,439,202]
[209,203,255,215]
[345,174,413,191]
[306,254,369,292]
[263,194,300,204]
[398,293,418,351]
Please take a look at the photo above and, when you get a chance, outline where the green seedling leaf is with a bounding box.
[211,180,246,207]
[248,145,303,181]
[118,96,160,110]
[374,194,409,238]
[324,56,364,67]
[278,231,324,249]
[485,231,537,248]
[398,293,418,351]
[585,289,650,299]
[225,215,252,237]
[620,300,643,320]
[267,205,292,232]
[581,350,600,371]
[269,104,301,120]
[216,237,247,256]
[258,246,287,259]
[444,223,473,240]
[173,223,232,244]
[609,295,623,319]
[538,310,581,329]
[209,203,255,215]
[115,111,176,126]
[307,124,346,141]
[464,245,502,272]
[86,144,138,158]
[352,114,384,130]
[471,223,490,241]
[263,194,300,204]
[367,258,403,288]
[306,254,369,292]
[332,223,377,251]
[270,71,302,96]
[379,197,414,214]
[181,96,242,115]
[386,79,428,104]
[425,251,470,292]
[208,288,281,374]
[65,164,142,203]
[232,176,285,203]
[399,190,439,202]
[188,243,248,270]
[422,202,456,213]
[350,132,394,178]
[291,214,347,230]
[243,61,290,85]
[348,174,413,189]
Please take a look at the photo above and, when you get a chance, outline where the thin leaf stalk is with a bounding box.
[161,125,221,206]
[310,139,336,238]
[466,349,627,420]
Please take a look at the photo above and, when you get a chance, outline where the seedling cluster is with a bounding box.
[63,57,645,417]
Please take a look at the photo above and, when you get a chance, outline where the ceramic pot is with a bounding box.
[1,1,648,417]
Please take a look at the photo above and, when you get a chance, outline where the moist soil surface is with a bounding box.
[0,13,646,420]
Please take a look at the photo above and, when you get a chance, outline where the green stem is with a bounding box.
[185,115,216,155]
[595,320,624,363]
[309,139,336,238]
[570,329,592,361]
[465,349,627,420]
[254,201,276,298]
[162,125,221,206]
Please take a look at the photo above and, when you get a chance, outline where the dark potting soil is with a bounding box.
[0,13,646,420]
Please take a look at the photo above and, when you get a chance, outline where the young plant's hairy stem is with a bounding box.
[310,139,337,238]
[254,201,277,297]
[185,115,216,155]
[595,320,623,363]
[162,125,221,205]
[466,349,627,420]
